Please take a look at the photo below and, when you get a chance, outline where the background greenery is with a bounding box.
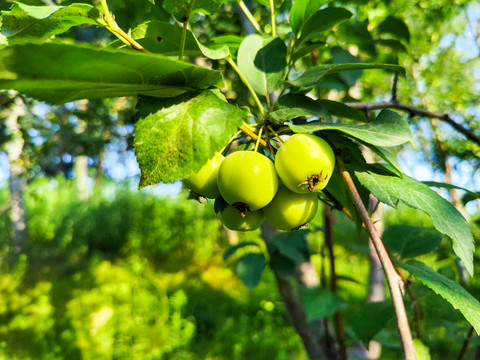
[0,179,479,359]
[0,0,479,359]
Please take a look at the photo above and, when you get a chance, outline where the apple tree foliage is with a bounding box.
[0,0,479,356]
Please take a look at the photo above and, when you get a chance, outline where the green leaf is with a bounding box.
[272,230,310,264]
[211,35,242,56]
[289,0,328,34]
[383,225,443,258]
[0,41,224,104]
[361,143,403,178]
[350,301,394,344]
[134,90,245,187]
[237,35,288,96]
[355,166,475,275]
[413,339,431,360]
[195,39,230,60]
[121,21,201,56]
[290,63,405,88]
[290,41,325,63]
[270,254,296,280]
[0,2,99,40]
[422,181,480,202]
[376,16,410,43]
[235,253,266,290]
[289,110,413,147]
[270,94,331,122]
[330,47,362,87]
[298,7,352,44]
[318,99,366,122]
[163,0,226,21]
[397,260,480,334]
[224,241,260,261]
[301,287,346,321]
[375,39,408,53]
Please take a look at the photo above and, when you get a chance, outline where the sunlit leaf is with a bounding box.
[134,90,245,188]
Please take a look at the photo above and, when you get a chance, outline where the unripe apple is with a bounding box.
[263,183,318,231]
[275,134,335,193]
[219,204,264,231]
[217,150,279,211]
[183,152,224,199]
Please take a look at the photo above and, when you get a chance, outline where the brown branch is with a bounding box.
[391,72,399,103]
[345,101,480,147]
[323,207,348,360]
[457,326,475,360]
[274,273,326,360]
[338,159,417,360]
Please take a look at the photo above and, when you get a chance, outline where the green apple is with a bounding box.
[275,134,335,193]
[219,204,264,231]
[217,150,279,211]
[183,152,224,199]
[263,183,318,231]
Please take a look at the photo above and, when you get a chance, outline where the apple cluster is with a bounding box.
[183,134,335,232]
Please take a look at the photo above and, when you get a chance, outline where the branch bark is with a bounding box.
[345,101,480,147]
[261,222,330,360]
[338,159,417,360]
[323,207,347,360]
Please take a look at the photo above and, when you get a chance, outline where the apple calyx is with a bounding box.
[298,170,328,192]
[291,223,308,231]
[233,202,250,217]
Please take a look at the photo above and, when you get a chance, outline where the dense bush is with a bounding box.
[0,180,304,359]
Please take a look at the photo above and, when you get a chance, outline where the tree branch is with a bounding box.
[261,222,330,360]
[345,101,480,147]
[457,326,475,360]
[323,207,348,360]
[338,159,417,360]
[391,72,399,103]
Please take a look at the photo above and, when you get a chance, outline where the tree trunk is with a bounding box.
[261,221,332,360]
[4,94,27,257]
[75,155,89,200]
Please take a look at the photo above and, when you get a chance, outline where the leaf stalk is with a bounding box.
[237,0,262,33]
[227,57,266,118]
[99,0,146,52]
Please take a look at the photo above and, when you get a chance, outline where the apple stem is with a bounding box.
[254,126,264,152]
[267,125,284,143]
[220,130,242,154]
[338,158,417,360]
[240,123,268,147]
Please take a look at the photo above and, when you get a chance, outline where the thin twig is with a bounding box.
[345,101,480,146]
[391,72,399,103]
[338,159,417,360]
[457,326,475,360]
